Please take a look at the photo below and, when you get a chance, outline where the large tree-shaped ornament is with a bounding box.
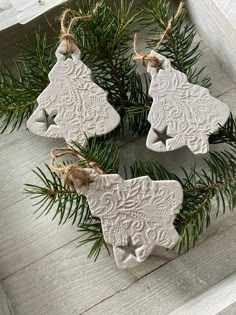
[75,172,183,269]
[27,40,120,145]
[146,51,230,154]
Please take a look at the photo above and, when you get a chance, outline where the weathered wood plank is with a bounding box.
[168,273,236,315]
[186,0,236,81]
[194,48,235,97]
[0,283,14,315]
[218,302,236,315]
[2,241,136,315]
[218,88,236,115]
[81,218,236,315]
[0,86,234,280]
[0,4,235,315]
[0,130,65,209]
[0,197,78,280]
[129,209,236,278]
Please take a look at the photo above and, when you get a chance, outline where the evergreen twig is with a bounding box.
[26,138,236,259]
[1,0,234,261]
[0,0,210,135]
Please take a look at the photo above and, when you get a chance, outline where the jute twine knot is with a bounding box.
[63,164,91,187]
[133,1,184,66]
[50,147,104,188]
[59,3,102,53]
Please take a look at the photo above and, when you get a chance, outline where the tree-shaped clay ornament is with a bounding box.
[27,40,120,145]
[75,172,183,269]
[146,51,230,154]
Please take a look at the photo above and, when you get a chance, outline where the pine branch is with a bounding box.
[26,136,236,260]
[25,163,104,259]
[70,137,120,174]
[209,113,236,148]
[71,0,153,136]
[126,0,211,127]
[176,150,236,251]
[0,32,54,132]
[144,0,211,87]
[0,0,211,136]
[25,164,90,225]
[25,138,120,259]
[79,220,110,261]
[129,151,236,252]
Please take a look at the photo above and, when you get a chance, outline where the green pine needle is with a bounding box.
[2,0,234,261]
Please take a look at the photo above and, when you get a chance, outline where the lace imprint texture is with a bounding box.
[27,41,120,145]
[77,174,183,269]
[146,51,230,154]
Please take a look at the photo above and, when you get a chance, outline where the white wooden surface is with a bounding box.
[213,0,236,26]
[168,274,236,315]
[83,220,236,315]
[186,0,236,81]
[0,0,66,30]
[0,7,236,315]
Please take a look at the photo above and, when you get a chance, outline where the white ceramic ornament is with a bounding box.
[146,51,230,154]
[27,41,120,145]
[75,172,183,269]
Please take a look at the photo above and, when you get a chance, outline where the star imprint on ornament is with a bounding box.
[152,126,173,146]
[36,109,57,131]
[117,236,137,258]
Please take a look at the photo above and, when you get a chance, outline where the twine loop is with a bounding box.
[133,1,184,66]
[59,3,102,53]
[50,147,104,188]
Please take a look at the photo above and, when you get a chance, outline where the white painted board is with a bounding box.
[0,0,66,30]
[186,0,236,81]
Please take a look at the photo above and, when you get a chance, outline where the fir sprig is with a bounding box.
[25,137,120,259]
[0,32,54,132]
[25,164,90,225]
[25,137,236,259]
[1,0,235,261]
[176,150,236,251]
[126,0,211,122]
[0,0,210,135]
[209,113,236,148]
[144,0,211,87]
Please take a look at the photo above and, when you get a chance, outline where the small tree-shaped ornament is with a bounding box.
[145,51,230,154]
[80,174,183,268]
[27,10,120,146]
[133,2,230,155]
[51,149,183,269]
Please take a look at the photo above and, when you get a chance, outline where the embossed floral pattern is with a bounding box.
[146,51,230,154]
[77,174,183,268]
[27,41,120,145]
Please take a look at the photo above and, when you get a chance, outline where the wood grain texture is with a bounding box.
[0,197,78,280]
[0,283,13,315]
[82,220,236,315]
[2,241,136,315]
[186,0,236,81]
[168,273,236,315]
[0,3,236,315]
[218,89,236,115]
[130,209,236,278]
[218,302,236,315]
[0,4,62,67]
[213,0,236,26]
[194,48,235,97]
[0,130,65,209]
